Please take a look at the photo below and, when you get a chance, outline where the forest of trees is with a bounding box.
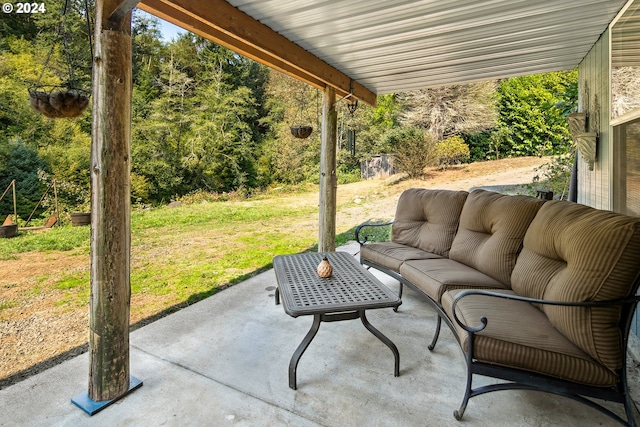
[1,2,578,221]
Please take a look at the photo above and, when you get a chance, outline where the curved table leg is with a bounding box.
[360,311,400,377]
[289,314,321,390]
[394,283,403,312]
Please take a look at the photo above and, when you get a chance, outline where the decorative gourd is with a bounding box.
[317,256,333,278]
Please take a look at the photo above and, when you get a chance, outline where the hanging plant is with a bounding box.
[28,0,93,119]
[29,86,90,118]
[290,125,313,139]
[290,84,314,139]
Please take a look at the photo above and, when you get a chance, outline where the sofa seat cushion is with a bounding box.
[449,189,544,286]
[361,242,443,272]
[512,200,640,372]
[442,290,618,387]
[392,188,469,257]
[400,258,507,303]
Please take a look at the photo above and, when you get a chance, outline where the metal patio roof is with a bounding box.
[139,0,629,104]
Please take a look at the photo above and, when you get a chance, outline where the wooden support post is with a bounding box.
[87,0,134,404]
[318,86,337,252]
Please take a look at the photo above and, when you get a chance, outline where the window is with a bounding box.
[614,118,640,216]
[612,0,640,217]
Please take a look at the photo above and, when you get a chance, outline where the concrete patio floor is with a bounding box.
[1,243,637,426]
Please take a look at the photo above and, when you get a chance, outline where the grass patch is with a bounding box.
[0,183,388,326]
[23,285,42,297]
[0,253,18,261]
[55,275,88,291]
[0,191,326,321]
[0,227,90,257]
[339,221,392,247]
[0,300,18,311]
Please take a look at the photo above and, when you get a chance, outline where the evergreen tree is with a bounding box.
[0,138,49,220]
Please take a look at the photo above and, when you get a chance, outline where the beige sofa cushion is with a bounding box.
[449,189,544,286]
[442,290,618,386]
[392,188,468,257]
[360,242,443,272]
[512,200,640,371]
[399,258,506,303]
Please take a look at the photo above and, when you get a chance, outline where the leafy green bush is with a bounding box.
[465,132,494,162]
[337,150,362,184]
[495,70,577,157]
[532,152,575,200]
[130,172,151,205]
[382,127,437,178]
[436,136,470,168]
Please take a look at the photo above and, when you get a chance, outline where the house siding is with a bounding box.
[579,19,640,339]
[577,30,612,210]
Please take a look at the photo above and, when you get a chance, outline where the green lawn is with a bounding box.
[0,187,387,320]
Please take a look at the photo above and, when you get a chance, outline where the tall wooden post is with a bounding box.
[319,86,337,252]
[89,0,132,402]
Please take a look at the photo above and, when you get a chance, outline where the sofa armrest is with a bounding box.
[450,289,640,334]
[355,220,393,246]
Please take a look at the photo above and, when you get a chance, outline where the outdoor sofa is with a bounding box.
[356,188,640,426]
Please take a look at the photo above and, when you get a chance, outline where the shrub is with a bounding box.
[436,136,470,168]
[130,172,151,205]
[382,127,437,178]
[465,132,494,162]
[532,151,575,200]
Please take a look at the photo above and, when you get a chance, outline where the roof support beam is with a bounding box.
[137,0,377,106]
[318,86,338,252]
[109,0,140,24]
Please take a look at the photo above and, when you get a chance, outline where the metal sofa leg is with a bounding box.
[623,375,638,427]
[428,315,442,351]
[454,345,474,420]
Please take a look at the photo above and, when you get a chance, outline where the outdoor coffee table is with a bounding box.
[273,251,401,390]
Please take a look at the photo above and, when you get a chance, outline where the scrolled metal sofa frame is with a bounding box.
[356,188,640,426]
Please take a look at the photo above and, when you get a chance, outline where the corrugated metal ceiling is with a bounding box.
[612,0,640,67]
[227,0,628,94]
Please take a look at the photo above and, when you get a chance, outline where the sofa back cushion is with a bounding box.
[449,189,544,286]
[512,200,640,371]
[392,188,468,257]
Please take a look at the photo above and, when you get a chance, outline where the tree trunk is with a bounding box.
[318,86,337,252]
[88,0,132,402]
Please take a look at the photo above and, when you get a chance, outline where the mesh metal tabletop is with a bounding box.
[273,252,401,317]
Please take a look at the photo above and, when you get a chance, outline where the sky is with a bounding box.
[158,19,185,41]
[137,10,186,41]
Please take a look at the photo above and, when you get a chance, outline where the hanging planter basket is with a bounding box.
[290,125,313,139]
[29,86,90,119]
[289,84,317,139]
[27,0,93,120]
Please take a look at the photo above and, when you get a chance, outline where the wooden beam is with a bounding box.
[109,0,140,24]
[137,0,377,106]
[89,0,133,402]
[137,0,325,89]
[318,86,337,252]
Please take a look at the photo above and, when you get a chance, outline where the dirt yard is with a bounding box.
[0,156,549,388]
